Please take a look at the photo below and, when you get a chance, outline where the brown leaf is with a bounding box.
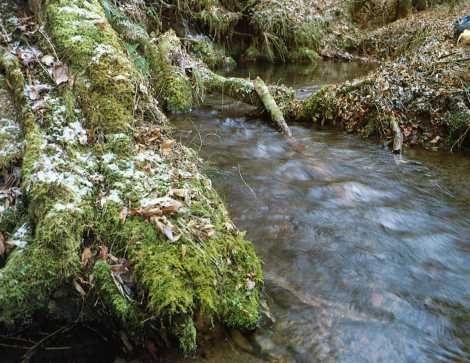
[181,244,187,259]
[87,128,95,144]
[150,216,180,242]
[16,47,38,66]
[169,188,186,199]
[51,62,69,85]
[161,199,183,215]
[160,139,175,156]
[81,247,93,266]
[129,206,163,218]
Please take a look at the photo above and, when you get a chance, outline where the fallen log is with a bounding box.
[100,2,294,132]
[253,76,292,137]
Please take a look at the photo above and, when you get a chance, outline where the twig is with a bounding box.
[38,27,59,60]
[0,342,31,350]
[21,324,74,363]
[237,164,256,199]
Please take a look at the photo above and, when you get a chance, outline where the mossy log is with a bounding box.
[102,2,294,122]
[0,0,263,353]
[253,76,292,137]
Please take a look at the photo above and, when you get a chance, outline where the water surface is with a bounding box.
[168,62,470,363]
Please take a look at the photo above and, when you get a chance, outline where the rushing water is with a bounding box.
[167,61,470,363]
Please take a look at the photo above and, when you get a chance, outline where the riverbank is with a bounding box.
[292,1,470,151]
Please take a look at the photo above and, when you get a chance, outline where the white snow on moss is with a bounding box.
[9,223,30,249]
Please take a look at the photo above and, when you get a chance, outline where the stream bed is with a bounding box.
[167,61,470,363]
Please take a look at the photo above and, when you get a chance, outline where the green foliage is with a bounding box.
[172,315,197,353]
[287,47,319,64]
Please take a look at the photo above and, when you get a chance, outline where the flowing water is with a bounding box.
[167,61,470,363]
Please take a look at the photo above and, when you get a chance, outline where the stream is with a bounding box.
[166,61,470,363]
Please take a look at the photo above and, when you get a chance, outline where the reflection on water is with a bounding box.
[227,60,376,99]
[168,63,470,363]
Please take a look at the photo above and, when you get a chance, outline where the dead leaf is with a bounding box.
[169,188,186,199]
[31,99,47,112]
[51,62,69,85]
[181,244,187,258]
[81,247,93,266]
[150,216,180,242]
[160,139,175,156]
[16,47,40,66]
[129,206,163,218]
[161,198,183,214]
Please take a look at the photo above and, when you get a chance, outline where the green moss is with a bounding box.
[153,31,194,113]
[0,241,64,324]
[0,77,24,169]
[157,68,194,113]
[172,315,197,353]
[0,36,97,324]
[301,86,337,125]
[45,0,138,133]
[95,141,262,351]
[93,260,142,331]
[188,36,236,69]
[287,47,319,64]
